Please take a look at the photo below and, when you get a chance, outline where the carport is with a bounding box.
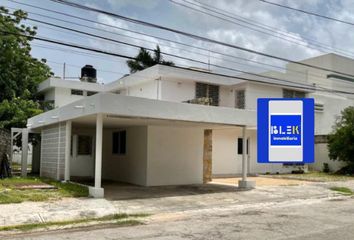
[26,93,256,197]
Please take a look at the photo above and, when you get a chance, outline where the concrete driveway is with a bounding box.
[3,179,354,240]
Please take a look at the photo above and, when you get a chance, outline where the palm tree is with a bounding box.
[127,45,174,73]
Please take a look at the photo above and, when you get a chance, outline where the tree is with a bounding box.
[327,106,354,172]
[0,7,51,129]
[127,45,174,73]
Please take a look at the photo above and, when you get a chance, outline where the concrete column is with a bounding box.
[21,128,29,177]
[238,126,255,190]
[242,127,247,181]
[64,121,72,181]
[203,129,213,183]
[89,114,104,198]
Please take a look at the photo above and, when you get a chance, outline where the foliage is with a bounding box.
[322,163,330,173]
[0,96,42,129]
[327,106,354,171]
[127,45,174,73]
[0,7,52,129]
[330,186,354,195]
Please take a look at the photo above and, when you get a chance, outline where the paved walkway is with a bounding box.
[0,179,353,227]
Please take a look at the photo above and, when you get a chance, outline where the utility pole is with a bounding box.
[63,62,66,80]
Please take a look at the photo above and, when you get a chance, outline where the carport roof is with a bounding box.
[27,93,256,129]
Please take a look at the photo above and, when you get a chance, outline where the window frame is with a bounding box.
[112,130,127,155]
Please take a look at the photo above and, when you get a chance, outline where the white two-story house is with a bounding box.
[25,53,354,197]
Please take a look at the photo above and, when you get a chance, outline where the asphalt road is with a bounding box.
[5,194,354,240]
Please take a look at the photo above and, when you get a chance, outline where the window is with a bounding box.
[195,82,219,106]
[71,89,83,96]
[315,103,324,112]
[283,89,306,98]
[237,138,249,155]
[87,91,98,96]
[113,131,126,155]
[77,135,92,155]
[235,90,245,109]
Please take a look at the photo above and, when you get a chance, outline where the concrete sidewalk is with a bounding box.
[0,180,352,227]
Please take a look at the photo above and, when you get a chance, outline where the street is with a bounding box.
[4,186,354,240]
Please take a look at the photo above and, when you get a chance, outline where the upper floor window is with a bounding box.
[87,91,98,96]
[283,89,306,98]
[71,89,83,96]
[195,82,219,106]
[235,90,245,109]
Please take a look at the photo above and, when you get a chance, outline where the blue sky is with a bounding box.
[2,0,354,83]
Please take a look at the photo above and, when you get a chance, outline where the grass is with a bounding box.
[266,172,354,182]
[0,177,88,204]
[330,186,354,195]
[0,213,149,232]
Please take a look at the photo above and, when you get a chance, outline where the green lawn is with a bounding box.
[0,177,88,204]
[330,186,354,195]
[265,172,354,182]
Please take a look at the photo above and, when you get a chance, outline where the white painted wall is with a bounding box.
[146,125,204,186]
[212,128,299,176]
[309,143,345,172]
[245,83,283,110]
[160,79,195,102]
[219,86,235,108]
[54,87,84,108]
[102,126,148,186]
[127,80,159,100]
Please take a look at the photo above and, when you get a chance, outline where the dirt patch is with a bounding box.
[211,177,310,187]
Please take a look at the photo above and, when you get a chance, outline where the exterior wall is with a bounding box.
[219,86,235,107]
[310,92,354,135]
[54,87,84,108]
[40,123,66,180]
[309,143,345,172]
[245,83,283,110]
[160,79,195,102]
[146,125,204,186]
[212,128,299,176]
[102,126,148,186]
[127,80,159,100]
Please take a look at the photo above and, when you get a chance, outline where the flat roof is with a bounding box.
[27,93,256,129]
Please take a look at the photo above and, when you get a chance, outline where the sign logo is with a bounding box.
[270,115,301,146]
[257,98,314,163]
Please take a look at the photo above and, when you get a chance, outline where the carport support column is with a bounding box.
[238,126,255,190]
[89,113,104,198]
[21,128,29,177]
[64,121,72,181]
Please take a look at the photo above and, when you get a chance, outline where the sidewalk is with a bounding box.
[0,180,351,228]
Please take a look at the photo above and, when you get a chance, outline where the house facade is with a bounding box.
[24,53,354,197]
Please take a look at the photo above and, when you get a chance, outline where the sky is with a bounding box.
[2,0,354,84]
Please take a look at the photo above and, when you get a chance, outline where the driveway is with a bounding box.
[4,183,354,240]
[2,178,354,239]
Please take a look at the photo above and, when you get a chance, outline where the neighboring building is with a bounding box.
[26,53,354,197]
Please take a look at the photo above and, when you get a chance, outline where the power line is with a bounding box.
[2,29,354,95]
[6,1,282,71]
[47,0,354,79]
[259,0,354,27]
[2,18,331,91]
[5,0,335,82]
[170,0,354,59]
[186,0,354,57]
[5,2,354,93]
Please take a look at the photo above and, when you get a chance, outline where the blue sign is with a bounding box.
[257,98,314,163]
